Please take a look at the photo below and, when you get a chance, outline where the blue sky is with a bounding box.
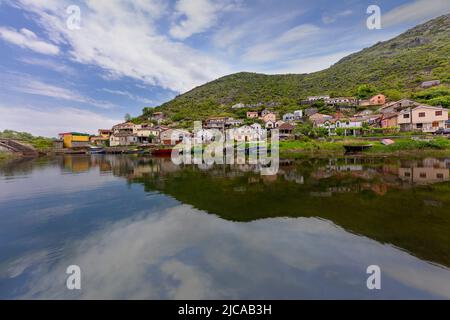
[0,0,449,137]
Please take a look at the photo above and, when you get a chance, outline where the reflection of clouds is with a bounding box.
[13,206,450,299]
[0,165,120,202]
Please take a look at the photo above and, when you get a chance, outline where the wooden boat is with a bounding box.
[151,148,173,156]
[343,145,373,153]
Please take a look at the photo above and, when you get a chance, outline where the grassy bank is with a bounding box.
[280,137,450,158]
[0,151,17,162]
[0,130,53,152]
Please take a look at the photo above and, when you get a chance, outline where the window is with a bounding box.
[437,173,444,179]
[416,123,423,129]
[404,172,411,177]
[436,111,443,116]
[433,121,439,128]
[420,173,427,178]
[403,114,410,119]
[419,112,426,118]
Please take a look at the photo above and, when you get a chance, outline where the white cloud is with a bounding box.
[382,0,450,27]
[17,57,76,75]
[0,26,59,55]
[2,73,117,109]
[321,9,353,24]
[170,0,221,40]
[0,104,120,137]
[101,88,153,105]
[10,206,450,299]
[242,24,322,64]
[12,0,230,93]
[263,51,355,74]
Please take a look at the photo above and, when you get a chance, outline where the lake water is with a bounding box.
[1,154,450,299]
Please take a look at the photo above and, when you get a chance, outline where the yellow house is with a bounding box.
[59,132,91,148]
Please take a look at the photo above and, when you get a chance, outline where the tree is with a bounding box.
[124,113,132,122]
[357,84,376,99]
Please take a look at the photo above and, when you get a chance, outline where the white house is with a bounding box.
[320,118,363,136]
[283,113,295,122]
[294,110,303,119]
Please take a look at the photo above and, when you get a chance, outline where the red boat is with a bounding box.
[151,148,173,156]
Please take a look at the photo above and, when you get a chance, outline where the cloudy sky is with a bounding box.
[0,0,449,137]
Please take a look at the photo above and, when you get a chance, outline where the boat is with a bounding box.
[89,146,105,154]
[151,148,173,156]
[343,144,373,153]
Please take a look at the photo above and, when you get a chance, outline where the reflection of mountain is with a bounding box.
[6,155,450,268]
[119,156,450,269]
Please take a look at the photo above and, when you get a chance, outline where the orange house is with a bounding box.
[370,94,386,105]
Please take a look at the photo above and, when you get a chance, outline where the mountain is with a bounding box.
[143,14,450,122]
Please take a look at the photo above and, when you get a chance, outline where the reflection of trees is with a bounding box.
[2,154,450,268]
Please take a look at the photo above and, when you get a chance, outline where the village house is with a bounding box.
[149,112,166,124]
[278,123,296,140]
[381,113,398,128]
[326,97,358,106]
[397,105,449,132]
[134,124,169,144]
[309,113,333,126]
[265,121,275,129]
[320,118,363,136]
[231,103,246,109]
[294,110,303,119]
[305,107,319,117]
[231,125,264,142]
[261,112,277,123]
[194,128,216,144]
[370,94,387,105]
[90,129,112,146]
[282,113,295,122]
[204,117,243,130]
[160,129,191,146]
[59,132,91,149]
[246,111,259,119]
[307,95,330,102]
[275,120,285,128]
[110,122,139,147]
[260,109,273,117]
[380,99,419,114]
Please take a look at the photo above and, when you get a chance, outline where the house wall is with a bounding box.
[63,134,90,148]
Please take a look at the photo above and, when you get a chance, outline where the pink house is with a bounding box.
[261,113,277,123]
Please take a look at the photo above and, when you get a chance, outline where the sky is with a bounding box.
[0,0,449,137]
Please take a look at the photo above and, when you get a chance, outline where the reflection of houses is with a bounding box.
[399,167,449,185]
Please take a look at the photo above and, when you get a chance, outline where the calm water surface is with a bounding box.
[1,155,450,299]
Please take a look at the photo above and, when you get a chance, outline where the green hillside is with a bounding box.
[143,14,450,123]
